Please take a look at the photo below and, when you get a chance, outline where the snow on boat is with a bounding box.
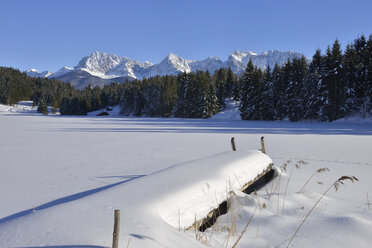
[154,149,274,230]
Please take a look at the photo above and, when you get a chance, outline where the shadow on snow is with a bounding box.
[0,175,144,225]
[52,117,372,136]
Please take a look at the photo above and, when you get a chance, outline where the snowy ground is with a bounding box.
[0,101,37,113]
[0,102,372,248]
[0,101,58,115]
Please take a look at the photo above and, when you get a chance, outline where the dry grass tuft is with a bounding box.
[231,207,257,248]
[272,160,292,214]
[286,175,358,248]
[282,161,307,214]
[333,176,358,191]
[298,167,329,194]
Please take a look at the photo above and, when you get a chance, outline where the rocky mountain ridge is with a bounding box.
[26,50,307,89]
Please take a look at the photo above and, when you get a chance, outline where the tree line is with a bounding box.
[0,34,371,121]
[0,67,73,113]
[239,35,372,121]
[120,71,225,118]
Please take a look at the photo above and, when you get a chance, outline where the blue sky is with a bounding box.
[1,0,371,72]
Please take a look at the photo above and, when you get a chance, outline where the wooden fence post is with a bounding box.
[231,137,236,151]
[260,136,266,154]
[112,209,120,248]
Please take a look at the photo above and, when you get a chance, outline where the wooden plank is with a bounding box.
[112,209,120,248]
[188,163,274,231]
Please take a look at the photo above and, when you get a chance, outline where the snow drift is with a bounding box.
[154,150,273,229]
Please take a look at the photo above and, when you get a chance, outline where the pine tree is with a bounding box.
[195,70,211,118]
[261,65,274,120]
[323,40,345,121]
[304,49,328,120]
[239,60,264,120]
[60,96,71,115]
[206,71,219,117]
[271,63,281,120]
[91,86,102,111]
[159,76,177,117]
[37,98,48,115]
[214,68,227,109]
[51,97,59,114]
[225,68,236,99]
[367,35,372,113]
[174,72,193,118]
[240,59,255,120]
[287,56,308,121]
[342,44,358,115]
[277,59,292,119]
[353,35,370,116]
[133,81,145,116]
[120,84,135,115]
[82,88,92,113]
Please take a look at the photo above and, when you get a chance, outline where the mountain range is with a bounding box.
[26,50,307,89]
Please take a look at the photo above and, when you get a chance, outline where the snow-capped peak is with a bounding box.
[224,49,308,73]
[167,53,180,60]
[162,53,192,71]
[76,51,125,75]
[230,50,257,62]
[25,49,308,88]
[49,66,74,78]
[26,69,52,78]
[143,61,153,67]
[73,51,155,79]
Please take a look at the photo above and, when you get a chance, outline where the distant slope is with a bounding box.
[55,69,130,89]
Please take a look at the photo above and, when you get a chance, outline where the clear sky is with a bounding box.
[1,0,371,72]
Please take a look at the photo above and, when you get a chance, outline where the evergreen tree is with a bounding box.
[206,71,219,117]
[51,97,59,114]
[261,65,274,120]
[304,49,328,120]
[287,56,308,121]
[195,70,211,118]
[60,96,71,115]
[91,86,102,111]
[37,98,48,115]
[133,81,145,116]
[353,35,371,116]
[159,76,177,117]
[82,87,92,113]
[277,59,292,119]
[240,60,264,120]
[225,68,237,99]
[174,72,192,117]
[240,59,255,120]
[323,40,345,121]
[120,84,135,115]
[342,44,358,115]
[214,68,227,109]
[271,63,282,120]
[367,35,372,113]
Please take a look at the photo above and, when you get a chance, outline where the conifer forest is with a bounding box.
[1,34,371,121]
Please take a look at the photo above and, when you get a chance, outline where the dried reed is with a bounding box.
[298,168,329,194]
[286,176,358,248]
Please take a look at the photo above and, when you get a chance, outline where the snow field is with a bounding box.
[0,107,372,247]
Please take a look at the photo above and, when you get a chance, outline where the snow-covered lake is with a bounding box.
[1,104,372,248]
